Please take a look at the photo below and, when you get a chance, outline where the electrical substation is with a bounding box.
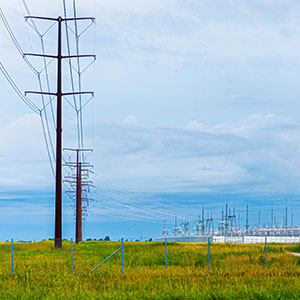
[154,203,300,243]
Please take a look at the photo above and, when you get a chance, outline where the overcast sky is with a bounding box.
[0,0,300,240]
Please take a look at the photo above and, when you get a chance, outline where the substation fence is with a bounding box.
[8,236,273,275]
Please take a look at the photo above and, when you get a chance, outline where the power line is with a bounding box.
[73,0,84,152]
[40,112,55,177]
[63,0,80,149]
[0,62,40,113]
[0,8,38,75]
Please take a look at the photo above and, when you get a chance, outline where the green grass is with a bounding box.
[0,241,299,299]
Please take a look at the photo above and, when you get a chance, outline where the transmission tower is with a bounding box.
[24,14,95,248]
[64,148,93,243]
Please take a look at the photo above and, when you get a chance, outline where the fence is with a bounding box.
[6,236,278,275]
[91,238,124,274]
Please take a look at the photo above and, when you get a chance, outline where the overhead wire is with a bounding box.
[62,0,80,150]
[73,0,84,154]
[94,187,178,222]
[0,8,38,75]
[20,0,56,128]
[20,0,57,174]
[1,2,57,177]
[0,62,40,113]
[97,178,185,218]
[40,111,55,177]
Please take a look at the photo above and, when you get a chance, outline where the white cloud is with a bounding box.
[86,113,300,196]
[185,120,205,131]
[0,113,52,190]
[124,114,137,125]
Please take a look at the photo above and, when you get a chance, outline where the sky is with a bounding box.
[0,0,300,241]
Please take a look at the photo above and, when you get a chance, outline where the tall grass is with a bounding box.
[0,241,299,299]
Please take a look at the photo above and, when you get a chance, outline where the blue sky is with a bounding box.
[0,0,300,241]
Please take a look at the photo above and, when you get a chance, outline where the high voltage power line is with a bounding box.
[0,0,96,248]
[1,0,189,238]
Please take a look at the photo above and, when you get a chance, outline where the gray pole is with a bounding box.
[208,237,211,272]
[165,237,167,270]
[265,236,267,270]
[271,208,274,228]
[246,205,249,235]
[285,201,288,229]
[121,238,124,275]
[71,238,73,273]
[11,238,13,276]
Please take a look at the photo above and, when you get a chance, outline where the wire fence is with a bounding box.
[6,237,275,276]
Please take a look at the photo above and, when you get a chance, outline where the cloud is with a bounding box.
[1,1,300,232]
[84,113,300,198]
[124,114,137,125]
[0,113,52,190]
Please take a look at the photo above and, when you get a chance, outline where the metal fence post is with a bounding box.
[165,237,167,270]
[208,237,210,272]
[121,238,124,275]
[71,238,73,273]
[265,236,267,270]
[11,238,13,276]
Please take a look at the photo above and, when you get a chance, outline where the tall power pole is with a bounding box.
[56,16,63,249]
[64,148,93,243]
[76,160,82,243]
[24,15,95,248]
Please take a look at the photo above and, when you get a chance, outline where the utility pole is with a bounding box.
[56,16,62,249]
[76,155,82,243]
[64,148,93,244]
[24,15,95,248]
[258,211,261,229]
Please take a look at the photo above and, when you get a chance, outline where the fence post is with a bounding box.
[121,238,124,275]
[71,238,73,273]
[165,237,167,270]
[208,237,210,272]
[11,238,13,276]
[265,236,267,270]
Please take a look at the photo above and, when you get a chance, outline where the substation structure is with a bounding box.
[154,204,300,243]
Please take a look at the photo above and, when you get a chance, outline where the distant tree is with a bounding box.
[99,238,103,241]
[104,236,110,241]
[148,238,152,242]
[86,238,92,241]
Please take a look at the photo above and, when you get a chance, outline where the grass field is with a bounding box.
[0,241,299,299]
